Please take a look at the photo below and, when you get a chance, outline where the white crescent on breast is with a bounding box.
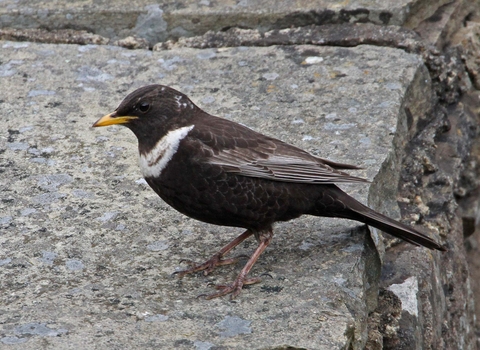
[139,125,195,178]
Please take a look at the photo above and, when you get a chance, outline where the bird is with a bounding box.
[92,84,445,299]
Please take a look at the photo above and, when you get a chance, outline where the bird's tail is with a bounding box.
[315,186,445,251]
[354,203,445,251]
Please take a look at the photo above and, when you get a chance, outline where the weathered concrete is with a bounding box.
[0,41,437,349]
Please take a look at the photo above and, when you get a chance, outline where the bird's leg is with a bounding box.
[174,229,254,277]
[203,227,273,300]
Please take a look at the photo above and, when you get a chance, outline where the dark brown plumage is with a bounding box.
[92,84,445,299]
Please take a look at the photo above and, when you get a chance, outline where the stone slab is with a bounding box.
[0,41,429,349]
[0,0,451,45]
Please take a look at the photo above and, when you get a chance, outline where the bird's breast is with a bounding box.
[138,125,195,178]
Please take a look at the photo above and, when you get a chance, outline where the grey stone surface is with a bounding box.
[0,0,451,45]
[414,0,480,49]
[0,41,432,348]
[388,94,479,349]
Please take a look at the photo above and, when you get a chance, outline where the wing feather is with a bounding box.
[208,151,368,183]
[188,115,368,184]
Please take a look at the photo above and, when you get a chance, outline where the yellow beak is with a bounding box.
[92,112,138,127]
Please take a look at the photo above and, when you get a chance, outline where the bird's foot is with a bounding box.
[173,254,248,277]
[200,276,262,300]
[175,228,272,299]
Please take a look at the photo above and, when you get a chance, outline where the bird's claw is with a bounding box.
[259,272,273,279]
[173,253,248,278]
[198,276,263,300]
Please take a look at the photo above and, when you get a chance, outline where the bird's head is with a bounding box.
[93,84,198,141]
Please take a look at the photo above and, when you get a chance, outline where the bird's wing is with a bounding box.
[208,150,368,184]
[188,117,368,184]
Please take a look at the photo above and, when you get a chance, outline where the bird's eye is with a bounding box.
[138,101,150,113]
